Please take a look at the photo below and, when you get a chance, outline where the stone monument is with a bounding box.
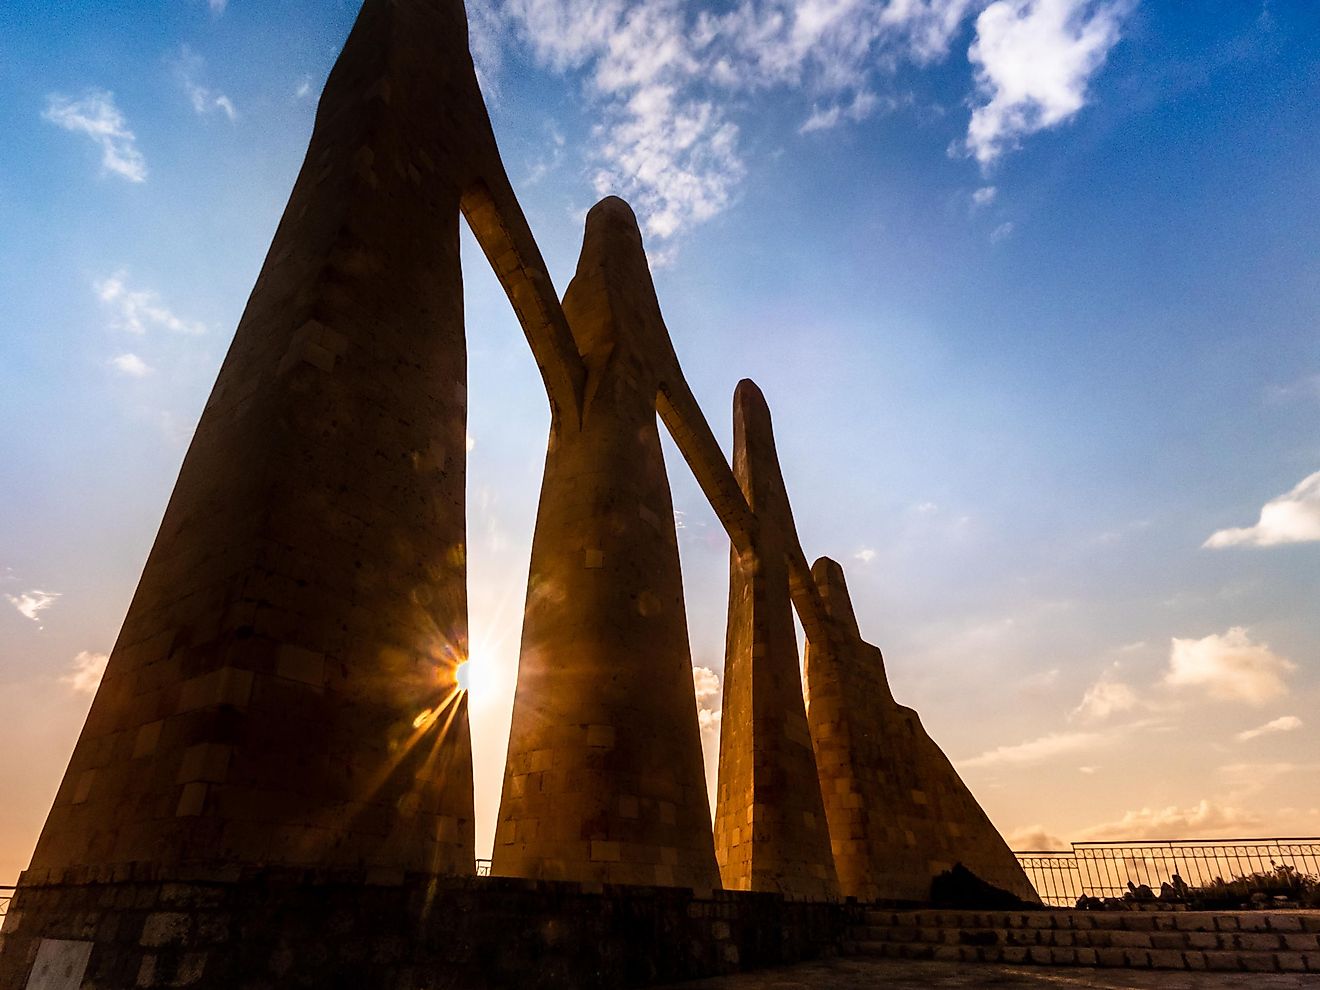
[712,382,839,898]
[0,0,1045,983]
[805,558,1039,903]
[492,198,720,888]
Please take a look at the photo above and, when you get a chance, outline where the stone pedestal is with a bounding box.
[0,867,852,989]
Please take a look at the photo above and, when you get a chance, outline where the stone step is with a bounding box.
[852,923,1320,952]
[861,908,1320,934]
[853,938,1319,973]
[850,910,1320,973]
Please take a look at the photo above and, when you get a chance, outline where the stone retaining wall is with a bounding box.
[0,868,854,988]
[855,908,1320,973]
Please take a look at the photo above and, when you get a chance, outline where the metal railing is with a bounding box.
[475,858,492,877]
[0,886,13,924]
[1016,851,1084,907]
[1016,838,1320,907]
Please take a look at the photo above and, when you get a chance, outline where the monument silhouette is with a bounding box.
[0,0,1037,985]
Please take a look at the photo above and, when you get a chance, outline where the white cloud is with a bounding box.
[1006,824,1065,849]
[966,0,1133,165]
[466,0,507,97]
[94,272,207,336]
[110,353,153,377]
[961,728,1108,769]
[210,0,227,12]
[1164,627,1295,706]
[42,90,147,182]
[295,76,313,100]
[1079,798,1263,841]
[62,651,109,694]
[1019,666,1060,694]
[972,184,997,205]
[592,84,744,240]
[172,46,238,122]
[1236,715,1302,743]
[1204,471,1320,548]
[853,547,877,564]
[693,664,722,805]
[990,220,1015,242]
[800,90,884,133]
[694,664,722,710]
[1072,670,1138,721]
[6,589,60,626]
[501,0,1110,238]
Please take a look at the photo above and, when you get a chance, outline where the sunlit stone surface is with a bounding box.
[493,199,720,887]
[713,382,840,898]
[2,0,1043,984]
[805,558,1040,904]
[23,0,590,881]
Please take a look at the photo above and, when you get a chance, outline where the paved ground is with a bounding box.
[660,957,1320,988]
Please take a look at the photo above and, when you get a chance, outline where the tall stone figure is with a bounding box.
[21,0,584,886]
[493,199,720,888]
[805,558,1040,904]
[713,382,839,898]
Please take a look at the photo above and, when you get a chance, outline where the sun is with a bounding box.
[455,658,471,692]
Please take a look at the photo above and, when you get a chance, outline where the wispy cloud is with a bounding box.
[972,184,998,206]
[1204,471,1320,548]
[1079,798,1263,841]
[171,45,238,121]
[62,651,109,694]
[1266,373,1320,405]
[961,728,1109,769]
[497,0,1123,239]
[210,0,227,13]
[853,547,877,564]
[800,91,884,134]
[94,272,206,336]
[110,353,153,377]
[6,589,60,627]
[1072,676,1138,721]
[294,75,314,100]
[990,220,1015,242]
[1164,627,1295,706]
[42,90,147,182]
[1236,715,1302,743]
[965,0,1133,166]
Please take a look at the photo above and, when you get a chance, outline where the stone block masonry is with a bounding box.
[493,199,719,889]
[713,383,839,899]
[0,868,854,989]
[805,559,1039,904]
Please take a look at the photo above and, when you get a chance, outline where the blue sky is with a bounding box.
[2,0,1319,879]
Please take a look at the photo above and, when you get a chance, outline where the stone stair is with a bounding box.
[850,908,1320,973]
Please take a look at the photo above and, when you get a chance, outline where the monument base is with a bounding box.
[0,866,853,988]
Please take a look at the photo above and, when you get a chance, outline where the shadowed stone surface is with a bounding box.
[493,198,719,887]
[0,869,850,988]
[2,0,1083,985]
[804,559,1038,904]
[713,382,839,898]
[659,955,1320,989]
[23,0,589,885]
